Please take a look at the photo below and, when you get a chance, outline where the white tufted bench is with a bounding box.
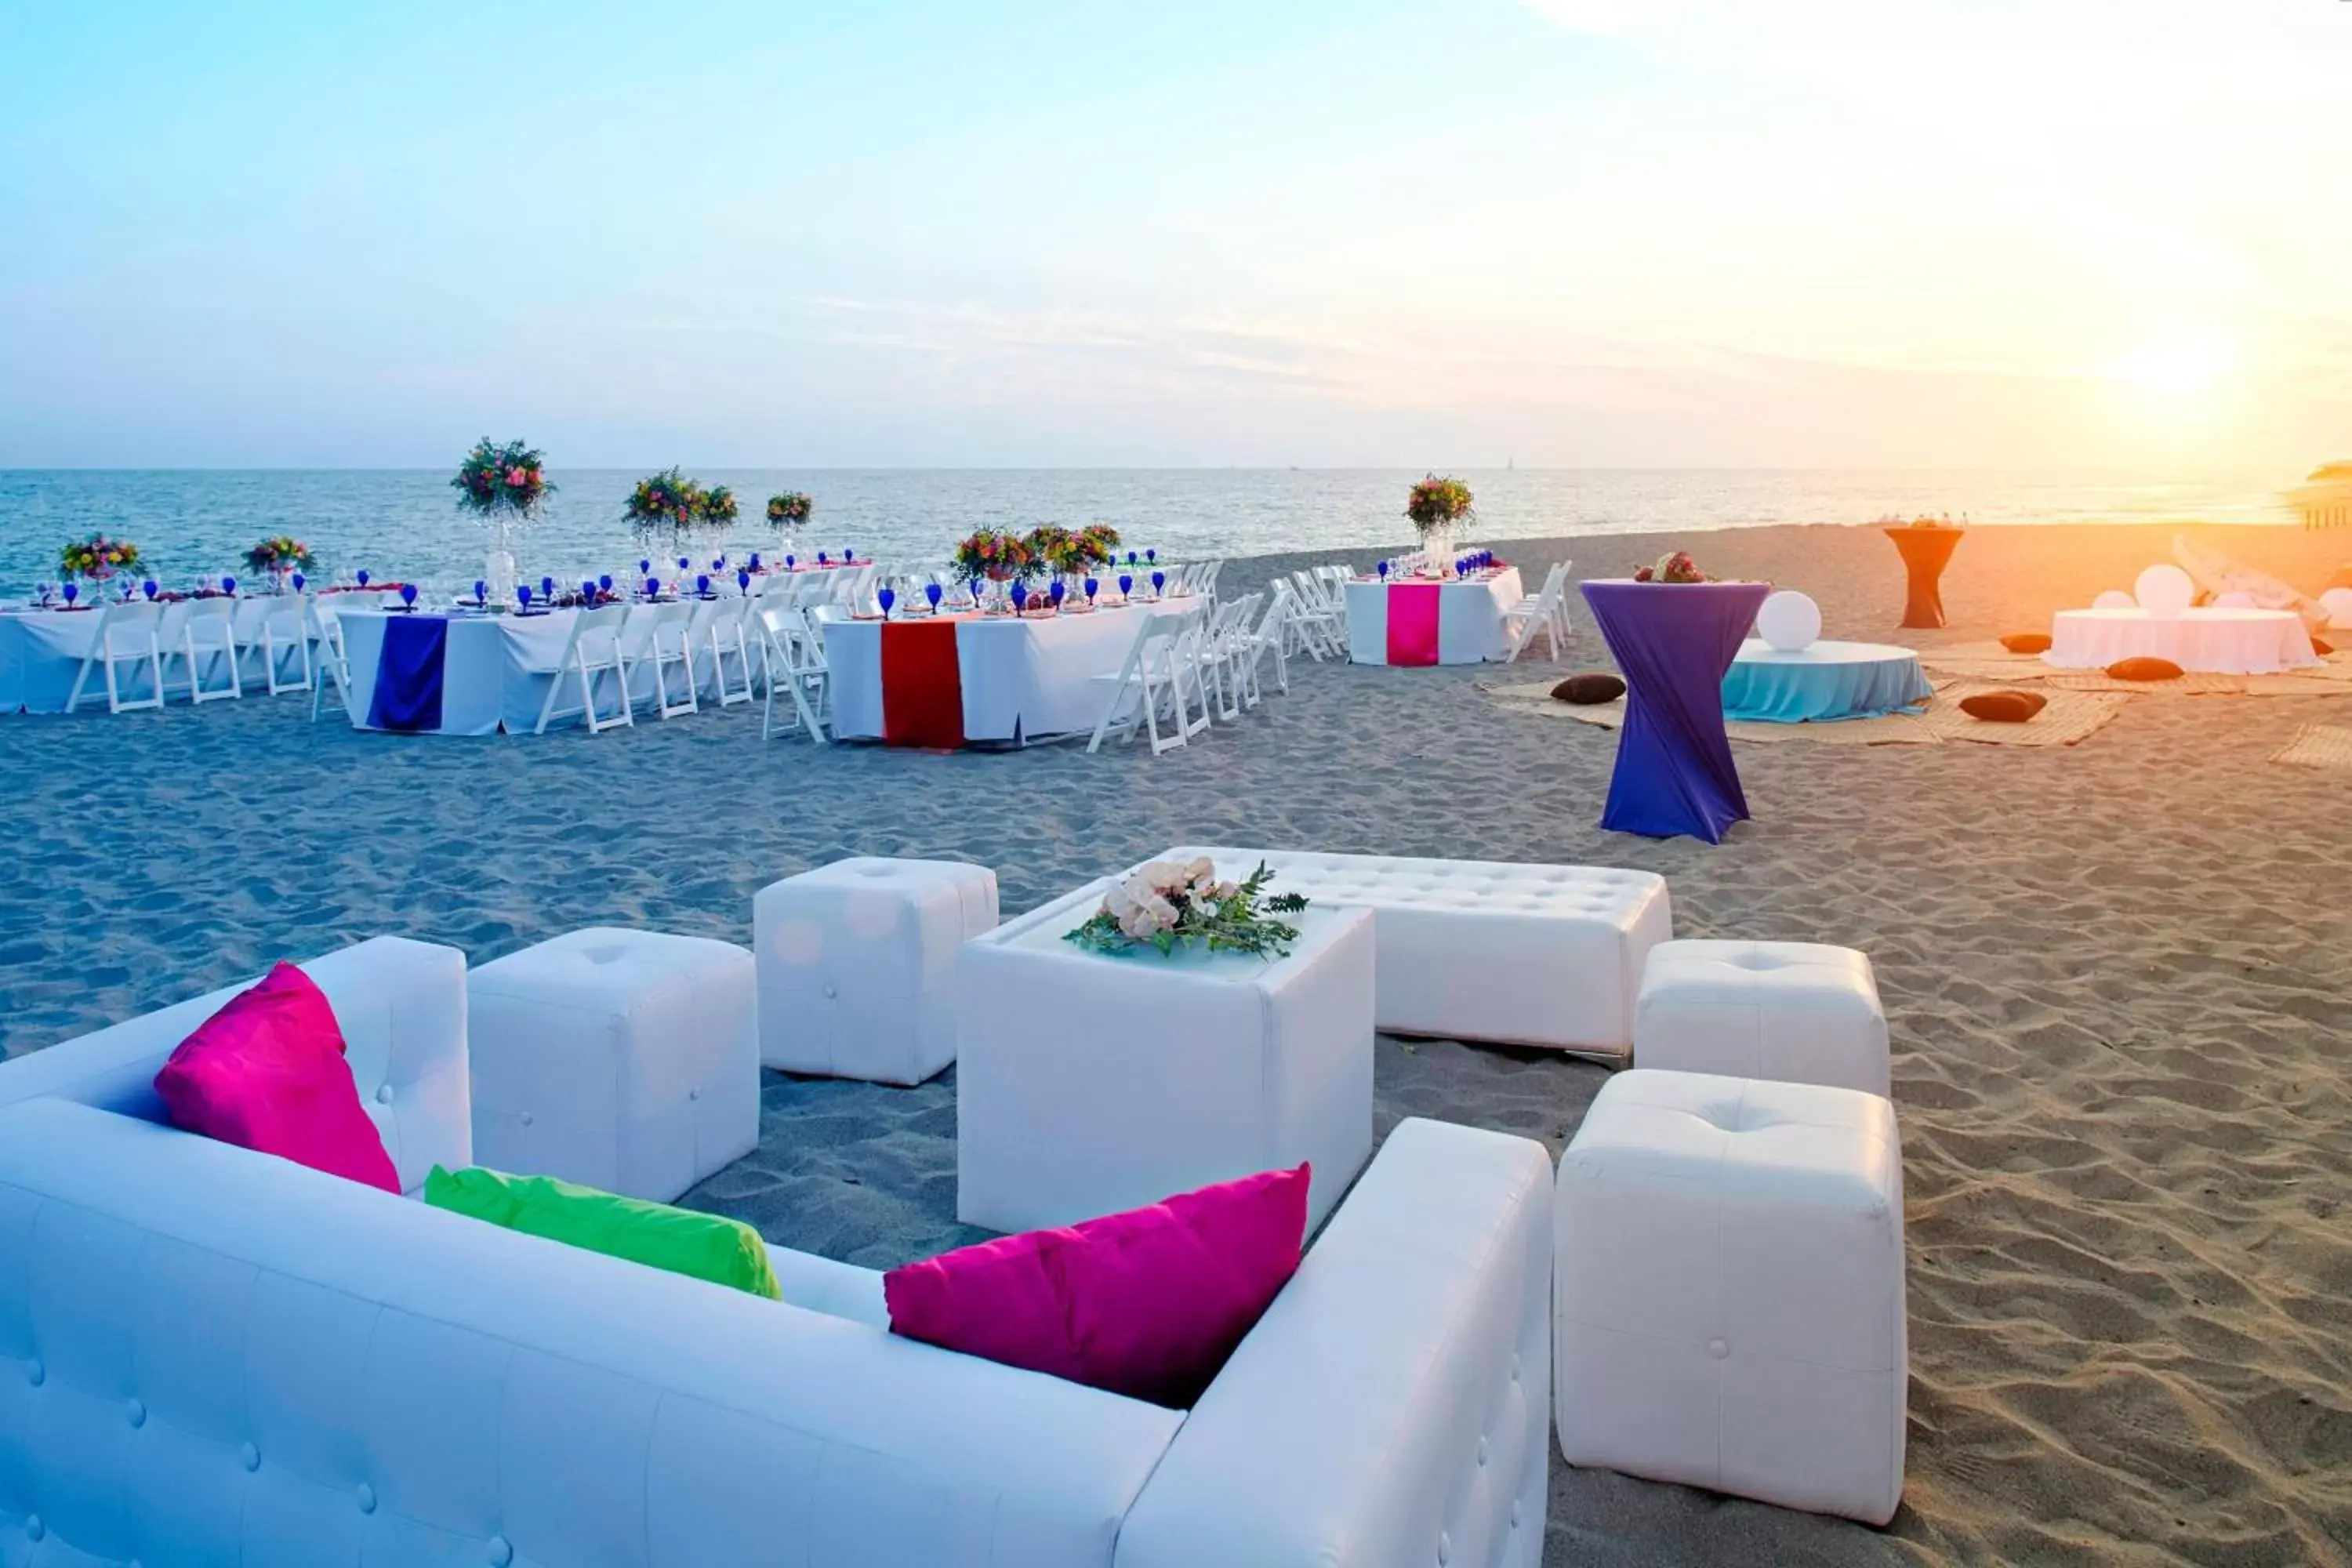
[1165,846,1672,1058]
[1633,939,1890,1097]
[754,855,998,1085]
[468,927,759,1204]
[1554,1069,1907,1525]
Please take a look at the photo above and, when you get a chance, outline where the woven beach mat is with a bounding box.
[1921,685,2129,748]
[2042,670,2249,696]
[1479,682,1936,746]
[2270,724,2352,772]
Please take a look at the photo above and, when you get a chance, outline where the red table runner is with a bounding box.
[1386,583,1441,666]
[880,619,965,748]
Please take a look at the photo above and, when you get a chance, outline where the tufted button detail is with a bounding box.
[1437,1530,1451,1566]
[688,1087,700,1102]
[1512,1500,1523,1529]
[1477,1436,1489,1467]
[520,1110,534,1126]
[241,1442,261,1472]
[1708,1337,1730,1359]
[1510,1352,1521,1383]
[24,1514,42,1542]
[357,1482,376,1514]
[822,983,837,1000]
[126,1396,146,1427]
[488,1535,514,1566]
[27,1356,43,1386]
[376,1083,394,1105]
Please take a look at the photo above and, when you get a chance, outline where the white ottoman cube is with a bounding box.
[1164,846,1671,1058]
[956,876,1374,1235]
[754,856,998,1085]
[1555,1069,1906,1525]
[467,927,759,1203]
[1634,940,1889,1097]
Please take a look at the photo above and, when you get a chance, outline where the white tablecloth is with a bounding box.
[1344,568,1523,666]
[1,597,311,714]
[339,605,704,735]
[2045,608,2319,674]
[826,602,1160,745]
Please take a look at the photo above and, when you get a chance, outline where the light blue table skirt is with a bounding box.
[1721,639,1933,723]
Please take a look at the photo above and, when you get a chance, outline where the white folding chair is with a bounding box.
[176,598,244,703]
[307,597,354,721]
[644,599,700,718]
[706,597,759,708]
[1501,561,1573,662]
[1087,604,1210,754]
[1283,571,1342,661]
[64,602,166,714]
[260,592,314,695]
[535,603,635,735]
[757,604,830,742]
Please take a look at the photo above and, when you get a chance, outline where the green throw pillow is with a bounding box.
[424,1165,782,1301]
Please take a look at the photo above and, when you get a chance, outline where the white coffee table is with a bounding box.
[954,877,1375,1235]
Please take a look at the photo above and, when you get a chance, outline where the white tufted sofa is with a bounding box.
[0,938,1555,1568]
[1166,846,1673,1058]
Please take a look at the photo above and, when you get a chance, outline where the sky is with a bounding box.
[2,0,2347,471]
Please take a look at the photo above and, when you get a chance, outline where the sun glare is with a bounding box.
[2108,337,2232,403]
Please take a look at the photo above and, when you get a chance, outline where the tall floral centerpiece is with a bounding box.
[60,533,141,584]
[452,439,550,608]
[244,535,317,590]
[623,467,714,568]
[766,492,813,557]
[1405,474,1474,572]
[951,528,1036,608]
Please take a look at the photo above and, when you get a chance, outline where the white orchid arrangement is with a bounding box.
[1065,858,1309,958]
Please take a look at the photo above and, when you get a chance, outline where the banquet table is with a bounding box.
[1722,640,1933,723]
[1883,526,1963,630]
[0,594,326,714]
[2044,607,2319,674]
[1345,567,1523,666]
[1580,579,1773,844]
[826,601,1162,747]
[339,604,687,735]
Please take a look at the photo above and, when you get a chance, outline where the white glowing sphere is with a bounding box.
[2133,564,2195,616]
[1755,590,1822,652]
[2317,587,2352,629]
[2092,590,2136,611]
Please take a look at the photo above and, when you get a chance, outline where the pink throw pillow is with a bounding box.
[884,1163,1309,1408]
[154,961,400,1193]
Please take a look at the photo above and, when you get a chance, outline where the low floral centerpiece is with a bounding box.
[951,527,1036,593]
[1406,474,1475,567]
[244,535,317,586]
[1632,550,1711,583]
[1065,858,1310,960]
[60,533,141,583]
[452,438,551,608]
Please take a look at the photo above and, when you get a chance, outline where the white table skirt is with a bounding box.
[1344,568,1523,666]
[826,602,1159,745]
[1,597,313,714]
[339,604,731,735]
[2045,607,2319,674]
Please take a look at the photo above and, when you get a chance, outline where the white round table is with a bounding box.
[2045,607,2318,674]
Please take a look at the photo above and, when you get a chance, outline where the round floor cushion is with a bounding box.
[1958,690,2048,723]
[1552,673,1627,705]
[2314,637,2333,657]
[1999,632,2053,655]
[2105,656,2184,681]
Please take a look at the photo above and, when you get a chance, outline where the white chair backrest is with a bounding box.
[99,601,162,653]
[572,601,632,659]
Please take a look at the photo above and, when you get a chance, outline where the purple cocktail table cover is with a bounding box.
[1580,579,1772,844]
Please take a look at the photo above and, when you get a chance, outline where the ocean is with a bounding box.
[0,468,2292,595]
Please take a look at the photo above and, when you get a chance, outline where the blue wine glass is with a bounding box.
[401,583,419,608]
[878,586,895,618]
[1119,573,1133,597]
[1377,561,1389,580]
[143,579,158,600]
[291,572,306,592]
[222,575,237,595]
[1127,550,1138,565]
[713,556,724,571]
[818,551,829,566]
[970,576,985,608]
[750,553,762,571]
[738,570,752,593]
[1151,569,1165,595]
[599,574,613,593]
[1011,580,1028,611]
[541,575,555,600]
[645,576,660,599]
[677,557,689,574]
[924,582,942,610]
[1049,579,1065,607]
[580,581,595,604]
[639,558,652,576]
[844,547,855,563]
[474,579,487,603]
[355,569,370,586]
[786,554,796,570]
[517,584,533,608]
[696,574,710,597]
[1083,576,1098,604]
[1146,548,1156,564]
[61,582,77,604]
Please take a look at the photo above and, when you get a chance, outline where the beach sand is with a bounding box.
[3,521,2349,1565]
